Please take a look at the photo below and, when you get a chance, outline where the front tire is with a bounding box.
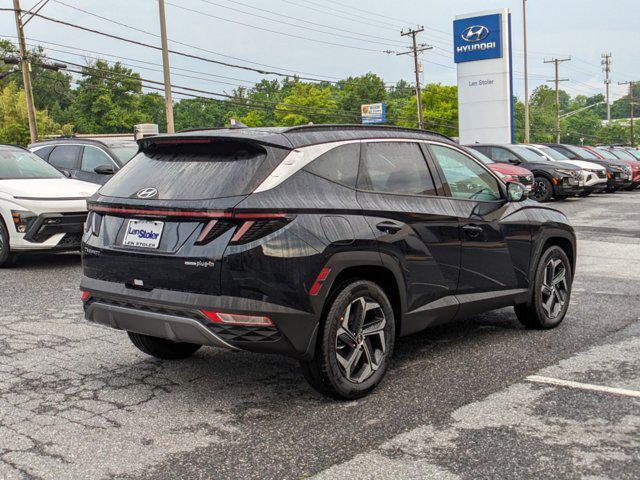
[515,246,572,329]
[532,177,553,202]
[0,220,11,268]
[300,280,395,399]
[128,332,202,359]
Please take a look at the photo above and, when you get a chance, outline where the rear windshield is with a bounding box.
[99,140,268,200]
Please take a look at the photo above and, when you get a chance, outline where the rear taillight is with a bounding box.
[200,310,274,327]
[196,214,291,246]
[81,291,91,302]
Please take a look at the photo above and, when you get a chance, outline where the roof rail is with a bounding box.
[282,124,454,141]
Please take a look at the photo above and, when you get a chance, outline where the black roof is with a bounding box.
[141,124,456,150]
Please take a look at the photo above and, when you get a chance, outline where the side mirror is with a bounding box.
[508,158,522,165]
[60,169,71,178]
[507,182,528,202]
[94,164,115,175]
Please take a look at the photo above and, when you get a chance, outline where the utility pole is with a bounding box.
[602,53,612,123]
[398,27,432,130]
[158,0,175,133]
[12,0,38,142]
[619,81,636,146]
[544,57,571,143]
[522,0,530,143]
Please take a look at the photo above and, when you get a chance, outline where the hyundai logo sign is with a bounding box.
[461,25,489,43]
[454,14,503,63]
[136,187,158,199]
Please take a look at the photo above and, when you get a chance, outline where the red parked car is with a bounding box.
[464,146,534,191]
[584,146,640,190]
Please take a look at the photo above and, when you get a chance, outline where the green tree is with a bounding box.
[138,93,167,132]
[275,83,338,126]
[174,97,227,130]
[396,83,458,136]
[0,81,69,146]
[336,73,386,117]
[69,61,150,133]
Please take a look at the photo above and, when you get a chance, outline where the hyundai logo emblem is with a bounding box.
[136,187,158,199]
[461,25,489,43]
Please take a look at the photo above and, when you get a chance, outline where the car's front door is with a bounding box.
[427,143,531,317]
[78,146,117,185]
[356,141,461,335]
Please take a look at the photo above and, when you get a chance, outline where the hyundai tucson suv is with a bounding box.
[463,146,534,192]
[29,138,139,185]
[0,145,98,266]
[547,145,632,192]
[80,125,576,399]
[603,147,640,189]
[468,144,584,202]
[520,144,607,196]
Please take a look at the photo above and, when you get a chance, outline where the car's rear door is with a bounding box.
[356,140,460,335]
[48,145,81,178]
[426,143,531,317]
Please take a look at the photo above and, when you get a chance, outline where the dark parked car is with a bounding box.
[80,125,576,399]
[548,145,632,192]
[468,144,584,202]
[29,138,139,185]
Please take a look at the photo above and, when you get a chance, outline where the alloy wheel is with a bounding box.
[533,180,548,201]
[335,297,387,384]
[540,258,568,319]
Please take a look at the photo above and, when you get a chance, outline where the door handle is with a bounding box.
[462,224,483,238]
[376,221,403,234]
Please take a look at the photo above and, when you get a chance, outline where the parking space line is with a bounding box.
[526,375,640,398]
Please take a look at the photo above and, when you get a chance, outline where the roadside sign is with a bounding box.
[361,102,386,124]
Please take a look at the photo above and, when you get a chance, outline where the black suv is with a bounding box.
[469,144,584,202]
[80,125,576,399]
[29,138,139,185]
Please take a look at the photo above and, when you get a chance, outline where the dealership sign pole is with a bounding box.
[454,9,514,144]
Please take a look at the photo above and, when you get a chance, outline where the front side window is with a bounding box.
[488,147,515,163]
[430,145,502,201]
[510,146,548,162]
[48,145,81,170]
[81,147,115,172]
[304,143,359,188]
[0,148,64,179]
[357,142,436,196]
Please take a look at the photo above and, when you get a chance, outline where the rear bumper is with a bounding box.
[80,276,319,359]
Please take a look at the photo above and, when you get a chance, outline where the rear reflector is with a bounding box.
[310,267,331,296]
[81,291,91,302]
[200,310,274,327]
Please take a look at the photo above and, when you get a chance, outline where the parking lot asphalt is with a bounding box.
[1,191,639,479]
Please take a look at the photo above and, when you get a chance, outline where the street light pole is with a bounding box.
[12,0,38,142]
[522,0,530,144]
[158,0,175,133]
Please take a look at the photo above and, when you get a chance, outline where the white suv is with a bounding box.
[0,145,98,266]
[522,144,608,196]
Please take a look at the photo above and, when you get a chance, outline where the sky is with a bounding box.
[1,0,638,103]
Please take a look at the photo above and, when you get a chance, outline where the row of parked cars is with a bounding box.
[0,124,637,398]
[465,143,640,202]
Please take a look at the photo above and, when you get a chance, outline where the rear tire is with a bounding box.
[127,332,202,359]
[532,177,553,202]
[515,246,572,330]
[300,280,395,399]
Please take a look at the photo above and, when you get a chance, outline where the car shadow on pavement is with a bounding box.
[7,251,81,269]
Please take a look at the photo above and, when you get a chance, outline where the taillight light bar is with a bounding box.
[88,204,288,221]
[200,310,274,327]
[81,291,91,302]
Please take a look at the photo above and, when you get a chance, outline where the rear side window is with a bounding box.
[357,142,436,196]
[32,146,54,160]
[82,147,115,172]
[304,143,359,188]
[99,140,269,200]
[49,145,81,170]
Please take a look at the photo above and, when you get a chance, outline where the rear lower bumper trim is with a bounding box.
[85,301,240,350]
